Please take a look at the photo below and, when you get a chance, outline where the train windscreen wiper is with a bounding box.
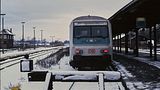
[75,36,90,39]
[92,35,108,39]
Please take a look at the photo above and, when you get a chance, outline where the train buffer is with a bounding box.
[20,71,126,90]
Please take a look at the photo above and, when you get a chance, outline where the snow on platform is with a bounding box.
[20,82,124,90]
[114,61,145,90]
[115,53,160,70]
[53,82,124,90]
[20,55,125,90]
[21,82,45,90]
[0,47,61,61]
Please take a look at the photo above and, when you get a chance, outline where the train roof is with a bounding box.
[73,16,107,22]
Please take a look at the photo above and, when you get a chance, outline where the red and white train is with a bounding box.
[69,15,113,69]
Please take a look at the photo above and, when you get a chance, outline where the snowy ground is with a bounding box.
[0,48,57,90]
[114,48,160,54]
[114,47,160,70]
[139,48,160,54]
[1,50,125,90]
[113,48,160,90]
[22,55,125,90]
[0,47,62,60]
[114,61,147,90]
[1,46,160,90]
[114,55,160,90]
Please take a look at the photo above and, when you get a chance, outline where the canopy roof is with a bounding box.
[109,0,160,36]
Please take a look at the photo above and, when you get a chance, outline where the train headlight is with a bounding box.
[101,49,109,54]
[75,49,83,55]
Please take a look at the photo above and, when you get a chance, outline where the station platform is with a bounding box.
[114,49,160,70]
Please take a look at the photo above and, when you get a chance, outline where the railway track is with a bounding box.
[62,62,125,90]
[0,49,56,70]
[1,49,128,90]
[15,53,128,90]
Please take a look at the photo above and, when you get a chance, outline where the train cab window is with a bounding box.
[92,26,109,38]
[73,26,110,45]
[74,26,90,38]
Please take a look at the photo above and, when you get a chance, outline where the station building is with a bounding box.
[0,29,14,49]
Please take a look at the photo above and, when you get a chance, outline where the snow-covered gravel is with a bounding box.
[21,56,125,90]
[0,47,60,60]
[114,54,160,90]
[0,48,58,90]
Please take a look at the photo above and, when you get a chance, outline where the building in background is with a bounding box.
[0,29,14,49]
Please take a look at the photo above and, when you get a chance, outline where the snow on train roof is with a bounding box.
[73,16,107,22]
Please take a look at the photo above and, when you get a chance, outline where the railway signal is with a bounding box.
[20,54,33,72]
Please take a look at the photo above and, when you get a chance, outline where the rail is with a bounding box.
[0,49,56,70]
[0,46,69,70]
[0,47,59,61]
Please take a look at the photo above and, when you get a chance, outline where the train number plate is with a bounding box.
[88,49,96,54]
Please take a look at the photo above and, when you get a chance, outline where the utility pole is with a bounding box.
[33,27,36,49]
[50,36,55,47]
[1,14,6,54]
[21,22,25,50]
[0,0,2,85]
[40,30,43,46]
[0,0,4,58]
[0,0,1,30]
[0,0,1,58]
[0,0,2,31]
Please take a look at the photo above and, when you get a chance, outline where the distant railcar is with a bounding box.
[69,15,113,69]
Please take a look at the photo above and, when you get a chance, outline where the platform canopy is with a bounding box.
[109,0,160,36]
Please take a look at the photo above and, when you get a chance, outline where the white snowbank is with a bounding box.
[0,47,59,60]
[51,71,121,81]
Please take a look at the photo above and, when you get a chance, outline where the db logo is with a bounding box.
[88,49,96,54]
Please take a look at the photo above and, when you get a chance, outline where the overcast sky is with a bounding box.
[2,0,131,41]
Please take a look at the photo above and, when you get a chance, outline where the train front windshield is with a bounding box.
[73,26,110,45]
